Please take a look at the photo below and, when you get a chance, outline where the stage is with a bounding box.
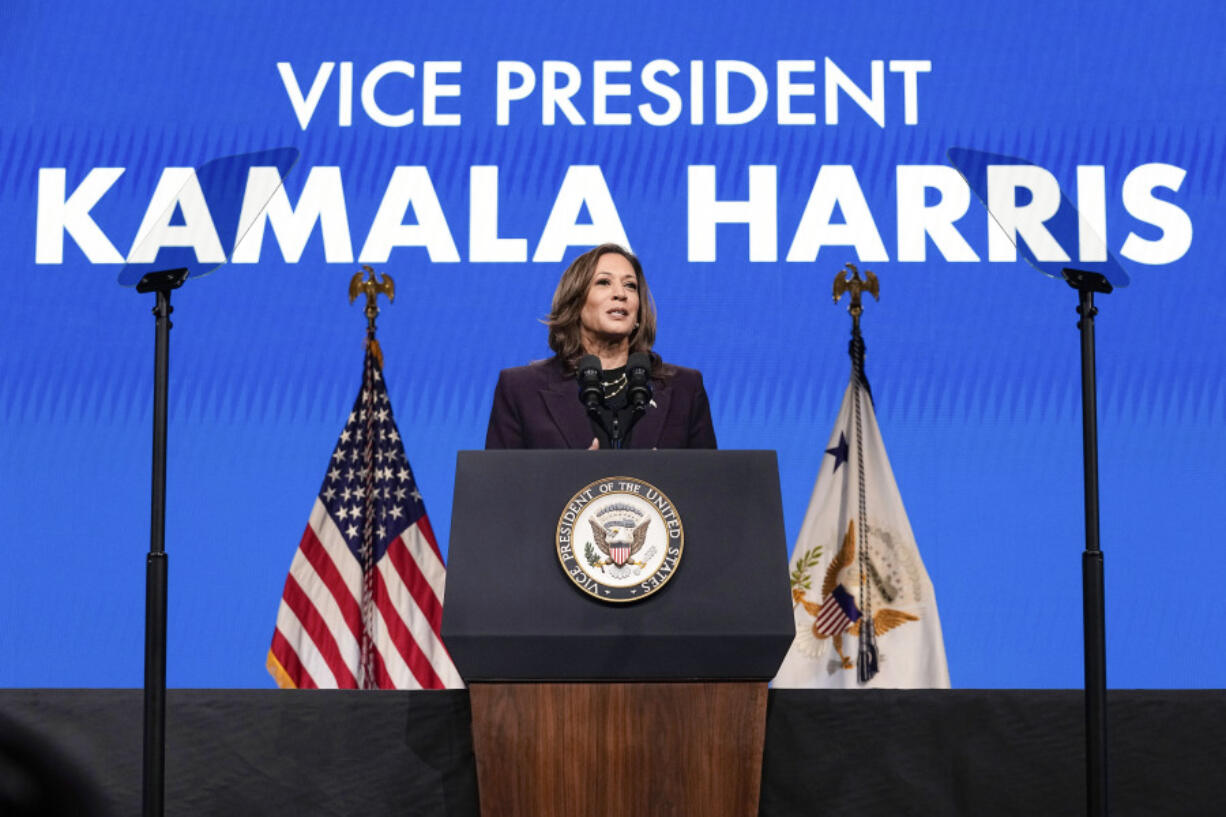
[3,689,1219,816]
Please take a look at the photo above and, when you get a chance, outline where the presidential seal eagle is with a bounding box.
[588,518,650,569]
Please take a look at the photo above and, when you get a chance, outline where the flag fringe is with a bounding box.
[266,649,298,689]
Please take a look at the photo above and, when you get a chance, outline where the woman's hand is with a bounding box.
[588,437,599,450]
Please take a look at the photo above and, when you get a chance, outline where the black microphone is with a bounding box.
[626,352,652,411]
[577,355,603,412]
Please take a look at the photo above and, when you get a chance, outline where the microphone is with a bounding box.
[626,352,652,411]
[577,355,603,412]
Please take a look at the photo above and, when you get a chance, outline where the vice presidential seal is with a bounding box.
[556,476,683,602]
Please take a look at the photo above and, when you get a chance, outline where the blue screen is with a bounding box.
[2,0,1223,688]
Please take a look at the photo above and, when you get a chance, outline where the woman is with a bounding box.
[485,243,716,449]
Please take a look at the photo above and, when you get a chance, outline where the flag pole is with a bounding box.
[348,265,395,688]
[833,263,880,683]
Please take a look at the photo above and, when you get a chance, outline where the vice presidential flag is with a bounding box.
[268,348,463,689]
[773,372,950,689]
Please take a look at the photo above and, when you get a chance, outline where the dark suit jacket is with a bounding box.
[485,357,717,449]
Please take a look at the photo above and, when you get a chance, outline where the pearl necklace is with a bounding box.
[601,372,628,398]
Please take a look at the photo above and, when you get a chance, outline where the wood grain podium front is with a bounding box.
[469,682,768,817]
[443,451,793,817]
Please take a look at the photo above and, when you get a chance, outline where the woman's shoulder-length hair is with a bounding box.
[544,243,671,376]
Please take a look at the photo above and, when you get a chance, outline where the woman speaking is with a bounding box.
[485,243,716,450]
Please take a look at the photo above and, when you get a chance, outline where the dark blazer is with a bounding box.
[485,357,717,449]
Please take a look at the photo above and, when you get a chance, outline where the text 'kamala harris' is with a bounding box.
[34,56,1191,269]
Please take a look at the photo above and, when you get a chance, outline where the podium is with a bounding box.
[442,451,793,817]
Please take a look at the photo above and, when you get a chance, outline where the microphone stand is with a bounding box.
[608,413,622,449]
[581,389,614,448]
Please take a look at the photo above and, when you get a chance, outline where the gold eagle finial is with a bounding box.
[348,265,395,368]
[832,262,879,320]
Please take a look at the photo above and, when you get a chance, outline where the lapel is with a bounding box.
[540,365,598,449]
[626,377,671,449]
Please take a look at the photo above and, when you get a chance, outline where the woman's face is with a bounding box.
[579,253,639,344]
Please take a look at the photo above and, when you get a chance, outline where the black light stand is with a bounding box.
[1064,267,1111,817]
[135,266,188,817]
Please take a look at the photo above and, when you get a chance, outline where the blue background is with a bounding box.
[2,0,1223,688]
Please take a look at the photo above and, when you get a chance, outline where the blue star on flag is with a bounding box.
[826,431,849,472]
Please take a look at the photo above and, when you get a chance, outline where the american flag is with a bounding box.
[812,584,862,638]
[267,348,463,689]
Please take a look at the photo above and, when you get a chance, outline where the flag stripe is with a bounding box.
[371,607,421,690]
[379,553,449,668]
[385,531,444,636]
[399,517,448,604]
[380,550,463,688]
[297,522,363,640]
[272,604,332,689]
[373,644,396,690]
[282,574,358,688]
[269,630,313,689]
[375,567,443,689]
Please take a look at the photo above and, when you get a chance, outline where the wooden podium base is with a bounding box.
[469,682,768,817]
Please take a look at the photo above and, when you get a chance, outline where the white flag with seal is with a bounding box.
[773,375,950,688]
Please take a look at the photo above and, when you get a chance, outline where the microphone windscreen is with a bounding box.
[626,352,652,409]
[577,355,603,409]
[577,355,602,377]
